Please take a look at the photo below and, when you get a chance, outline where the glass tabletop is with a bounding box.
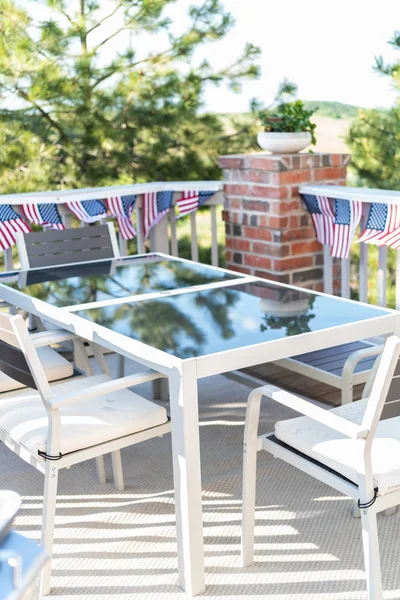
[4,254,238,308]
[76,280,390,359]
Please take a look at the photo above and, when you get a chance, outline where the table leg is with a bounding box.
[169,361,205,596]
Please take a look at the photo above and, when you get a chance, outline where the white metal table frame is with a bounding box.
[1,251,399,597]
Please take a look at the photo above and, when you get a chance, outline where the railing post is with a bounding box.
[149,212,170,254]
[219,152,350,292]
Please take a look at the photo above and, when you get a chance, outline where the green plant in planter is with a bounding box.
[261,100,317,145]
[254,80,318,146]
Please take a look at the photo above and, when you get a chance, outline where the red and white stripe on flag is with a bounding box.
[106,197,136,240]
[0,206,31,251]
[142,192,169,239]
[176,191,199,217]
[379,205,400,249]
[331,199,363,259]
[316,195,335,245]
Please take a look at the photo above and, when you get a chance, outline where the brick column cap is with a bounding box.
[219,152,351,172]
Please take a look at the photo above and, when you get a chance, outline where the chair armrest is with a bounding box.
[342,344,383,380]
[252,384,368,440]
[48,370,166,409]
[30,329,78,348]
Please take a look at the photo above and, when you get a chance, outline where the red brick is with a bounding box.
[226,198,242,210]
[242,199,270,212]
[259,215,268,227]
[273,256,313,271]
[244,254,272,269]
[248,170,271,183]
[250,157,281,171]
[224,183,250,196]
[271,200,302,215]
[251,185,288,200]
[243,226,272,241]
[291,240,321,254]
[288,215,301,228]
[226,238,251,252]
[219,157,245,169]
[252,242,290,257]
[269,216,289,229]
[315,167,346,181]
[331,154,342,167]
[276,169,312,185]
[281,226,315,242]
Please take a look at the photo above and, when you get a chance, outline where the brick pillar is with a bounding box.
[219,152,350,291]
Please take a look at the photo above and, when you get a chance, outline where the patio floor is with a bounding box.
[1,357,400,600]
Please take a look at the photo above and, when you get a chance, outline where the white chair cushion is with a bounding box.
[0,346,73,393]
[275,398,400,495]
[0,374,168,456]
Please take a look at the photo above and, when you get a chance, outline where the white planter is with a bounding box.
[257,131,311,154]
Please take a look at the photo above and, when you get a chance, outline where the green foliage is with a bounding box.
[347,31,400,189]
[0,0,261,191]
[254,80,317,145]
[260,100,317,145]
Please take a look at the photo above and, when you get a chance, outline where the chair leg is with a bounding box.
[241,390,262,568]
[118,354,125,378]
[111,450,125,491]
[40,463,59,596]
[95,456,106,484]
[360,507,383,600]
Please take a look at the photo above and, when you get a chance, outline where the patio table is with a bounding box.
[0,252,399,597]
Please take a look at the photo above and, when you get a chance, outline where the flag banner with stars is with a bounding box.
[301,194,335,245]
[176,190,216,217]
[142,191,173,239]
[358,202,400,248]
[0,204,31,251]
[106,195,137,240]
[66,199,108,223]
[331,198,363,258]
[22,203,64,231]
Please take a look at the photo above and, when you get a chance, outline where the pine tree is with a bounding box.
[0,0,260,191]
[347,31,400,189]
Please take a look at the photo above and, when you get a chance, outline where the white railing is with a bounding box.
[0,181,224,271]
[300,184,400,309]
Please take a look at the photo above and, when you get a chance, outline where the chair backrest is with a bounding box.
[0,312,52,400]
[361,335,400,436]
[16,222,120,270]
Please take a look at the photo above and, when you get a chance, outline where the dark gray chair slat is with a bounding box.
[28,247,114,268]
[292,341,370,365]
[24,224,110,244]
[0,340,37,390]
[381,399,400,420]
[330,357,378,377]
[27,235,112,258]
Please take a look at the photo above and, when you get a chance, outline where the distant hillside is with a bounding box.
[304,101,360,120]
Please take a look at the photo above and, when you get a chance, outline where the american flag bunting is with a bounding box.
[176,190,216,217]
[0,205,31,250]
[22,203,64,231]
[358,202,400,248]
[142,191,173,239]
[301,194,335,245]
[66,199,108,223]
[107,195,137,240]
[331,198,363,258]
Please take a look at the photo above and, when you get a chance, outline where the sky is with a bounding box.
[179,0,400,112]
[19,0,400,114]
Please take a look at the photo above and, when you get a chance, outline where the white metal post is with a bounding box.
[168,361,205,596]
[150,213,170,254]
[323,245,333,294]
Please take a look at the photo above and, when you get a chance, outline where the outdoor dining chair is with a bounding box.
[15,222,128,490]
[0,312,171,595]
[242,335,400,600]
